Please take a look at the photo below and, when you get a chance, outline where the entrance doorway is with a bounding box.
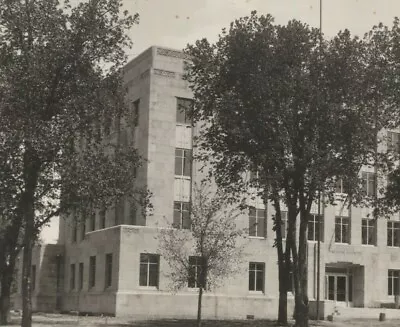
[325,271,353,306]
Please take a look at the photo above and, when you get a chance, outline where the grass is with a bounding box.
[3,313,400,327]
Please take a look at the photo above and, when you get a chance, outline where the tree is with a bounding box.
[158,182,246,327]
[184,12,395,327]
[0,1,149,326]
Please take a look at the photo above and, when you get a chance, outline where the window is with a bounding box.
[133,99,140,127]
[130,203,137,225]
[249,207,265,238]
[115,198,125,226]
[176,98,193,125]
[175,148,192,177]
[89,212,95,232]
[281,211,288,239]
[80,219,86,241]
[335,178,348,194]
[70,264,76,290]
[335,216,350,244]
[99,208,106,229]
[387,221,400,247]
[362,218,376,245]
[31,265,36,291]
[249,170,259,183]
[89,256,96,289]
[188,256,206,288]
[388,131,400,153]
[105,253,113,288]
[78,263,84,290]
[139,254,159,287]
[173,201,191,229]
[362,172,376,197]
[308,214,324,241]
[388,270,400,295]
[72,221,77,243]
[249,262,265,292]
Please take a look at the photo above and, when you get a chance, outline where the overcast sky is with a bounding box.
[122,0,400,61]
[41,0,400,243]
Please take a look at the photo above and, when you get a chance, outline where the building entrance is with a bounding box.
[325,269,353,306]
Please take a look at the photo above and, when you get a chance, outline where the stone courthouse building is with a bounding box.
[11,46,400,320]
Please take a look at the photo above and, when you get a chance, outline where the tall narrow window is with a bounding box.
[31,265,36,291]
[89,256,96,289]
[176,98,193,125]
[335,216,350,244]
[133,99,140,127]
[388,131,400,153]
[249,170,259,183]
[115,198,125,226]
[89,212,95,232]
[80,219,86,241]
[335,178,348,194]
[99,207,106,229]
[249,207,265,238]
[362,172,376,197]
[78,263,84,290]
[188,256,206,288]
[105,253,113,288]
[70,264,76,290]
[362,218,376,245]
[249,262,265,292]
[175,148,192,177]
[387,221,400,247]
[308,214,324,241]
[388,270,400,295]
[72,221,77,243]
[130,202,137,225]
[173,201,190,229]
[139,254,159,287]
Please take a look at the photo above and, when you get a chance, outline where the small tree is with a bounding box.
[158,182,246,327]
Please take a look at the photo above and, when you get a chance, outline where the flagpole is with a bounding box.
[316,0,322,321]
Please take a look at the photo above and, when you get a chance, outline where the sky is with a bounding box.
[122,0,400,61]
[40,0,400,244]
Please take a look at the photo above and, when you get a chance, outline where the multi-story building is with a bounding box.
[11,46,400,320]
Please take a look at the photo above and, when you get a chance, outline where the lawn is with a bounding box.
[3,314,400,327]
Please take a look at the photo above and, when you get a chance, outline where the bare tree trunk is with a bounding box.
[21,154,40,327]
[21,221,34,327]
[0,218,23,325]
[294,211,309,327]
[272,197,289,325]
[197,286,203,327]
[0,271,12,325]
[278,283,288,325]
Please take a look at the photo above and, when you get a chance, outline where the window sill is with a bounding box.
[334,242,351,245]
[174,175,191,180]
[138,286,159,291]
[249,236,267,240]
[248,291,265,296]
[361,243,376,247]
